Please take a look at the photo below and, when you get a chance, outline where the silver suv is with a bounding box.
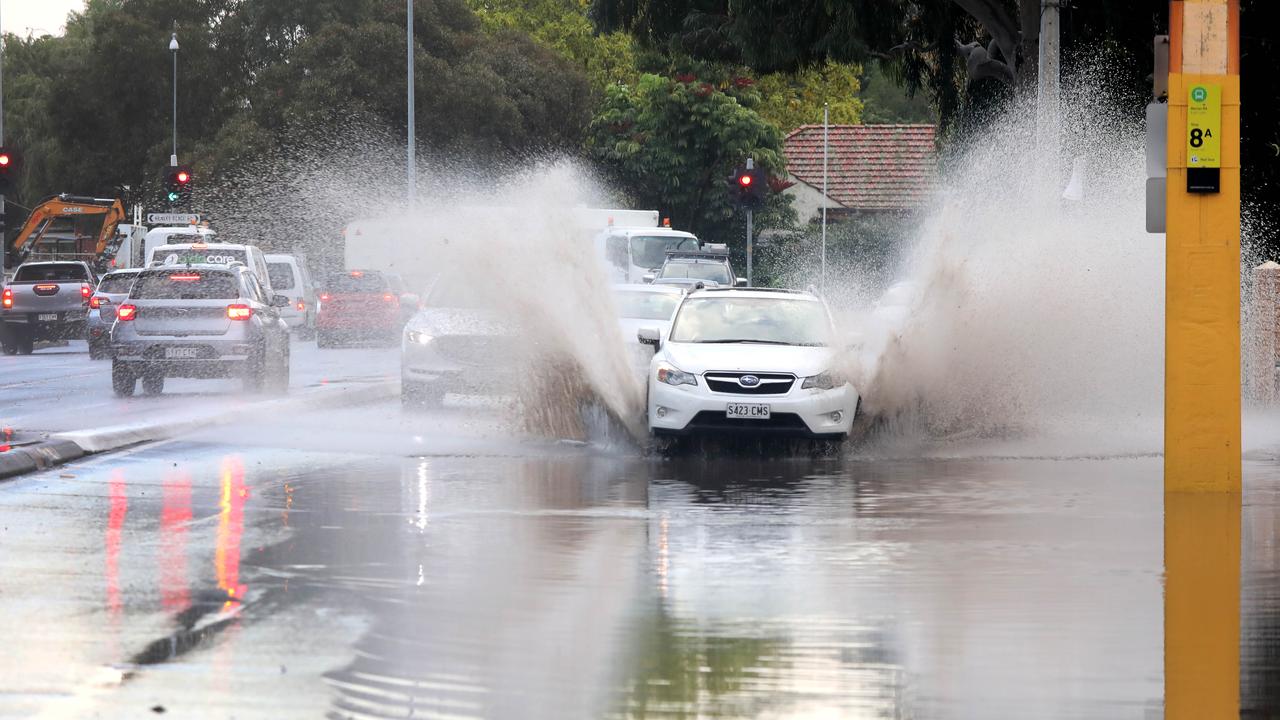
[109,264,291,396]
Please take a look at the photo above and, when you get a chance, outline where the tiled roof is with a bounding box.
[784,124,937,211]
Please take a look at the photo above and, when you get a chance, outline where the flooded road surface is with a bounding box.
[0,411,1277,718]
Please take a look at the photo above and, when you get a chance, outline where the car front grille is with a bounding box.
[704,372,796,395]
[686,411,810,432]
[433,335,517,366]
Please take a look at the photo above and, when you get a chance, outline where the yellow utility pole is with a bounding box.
[1164,0,1241,492]
[1164,6,1241,717]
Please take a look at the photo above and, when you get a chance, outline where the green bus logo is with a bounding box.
[1191,87,1208,102]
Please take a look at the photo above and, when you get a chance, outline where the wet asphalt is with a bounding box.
[0,399,1277,719]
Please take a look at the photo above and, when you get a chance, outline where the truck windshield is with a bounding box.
[14,264,90,282]
[629,236,698,269]
[133,271,239,300]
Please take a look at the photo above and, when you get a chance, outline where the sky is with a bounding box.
[4,0,84,37]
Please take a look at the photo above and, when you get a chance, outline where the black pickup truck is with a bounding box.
[1,261,97,355]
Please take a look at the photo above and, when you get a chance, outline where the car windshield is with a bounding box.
[629,235,698,269]
[660,261,732,284]
[324,271,388,293]
[152,247,248,267]
[133,271,239,300]
[267,263,297,290]
[97,273,139,294]
[669,296,833,346]
[613,291,680,321]
[15,264,89,282]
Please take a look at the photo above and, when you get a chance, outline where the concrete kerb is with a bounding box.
[0,380,399,480]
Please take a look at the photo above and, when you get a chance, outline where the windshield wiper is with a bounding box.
[695,338,794,345]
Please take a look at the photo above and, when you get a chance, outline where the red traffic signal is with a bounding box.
[176,170,190,184]
[738,173,752,187]
[0,154,11,167]
[162,164,195,205]
[728,166,768,209]
[0,147,21,193]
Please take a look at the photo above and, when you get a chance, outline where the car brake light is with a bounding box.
[169,274,200,281]
[90,296,111,309]
[81,283,92,299]
[319,293,331,302]
[35,284,57,292]
[116,304,138,321]
[227,304,253,320]
[383,293,396,303]
[296,301,305,311]
[2,288,11,309]
[350,270,364,277]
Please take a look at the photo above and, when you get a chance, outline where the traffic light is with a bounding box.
[0,147,23,194]
[728,166,768,209]
[162,164,194,206]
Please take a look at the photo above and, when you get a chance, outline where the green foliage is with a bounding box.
[754,61,864,133]
[586,72,795,264]
[467,0,638,87]
[859,61,936,125]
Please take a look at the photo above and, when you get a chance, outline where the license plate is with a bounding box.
[164,347,199,359]
[37,313,58,322]
[726,403,771,420]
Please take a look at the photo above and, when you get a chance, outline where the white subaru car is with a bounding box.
[640,287,858,443]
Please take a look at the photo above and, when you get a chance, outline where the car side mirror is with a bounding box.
[735,277,748,287]
[638,327,661,348]
[642,273,656,284]
[271,295,290,308]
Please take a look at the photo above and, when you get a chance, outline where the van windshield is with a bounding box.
[629,236,699,269]
[267,263,296,290]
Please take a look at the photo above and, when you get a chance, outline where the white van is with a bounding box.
[265,253,317,335]
[147,242,275,295]
[596,225,700,284]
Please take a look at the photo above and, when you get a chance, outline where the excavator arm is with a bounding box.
[11,194,127,264]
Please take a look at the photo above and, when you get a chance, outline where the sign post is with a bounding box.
[1185,83,1221,192]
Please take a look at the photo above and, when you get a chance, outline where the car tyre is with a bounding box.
[243,347,267,393]
[141,371,165,396]
[316,330,337,349]
[16,330,34,355]
[402,379,444,409]
[112,361,136,397]
[88,340,108,361]
[266,347,290,394]
[652,434,683,455]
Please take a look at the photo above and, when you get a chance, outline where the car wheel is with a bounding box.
[16,330,34,355]
[316,330,336,348]
[243,348,267,393]
[112,360,136,397]
[267,347,290,394]
[652,434,683,455]
[402,379,444,409]
[1,340,15,356]
[88,340,107,361]
[141,371,165,396]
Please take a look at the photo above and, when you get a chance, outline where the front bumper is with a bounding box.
[648,378,858,438]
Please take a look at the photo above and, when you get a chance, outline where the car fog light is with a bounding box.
[656,406,668,418]
[829,411,844,423]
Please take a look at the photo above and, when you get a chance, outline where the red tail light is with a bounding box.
[2,288,11,309]
[81,283,92,300]
[296,301,305,312]
[319,293,331,302]
[116,304,138,321]
[382,293,396,303]
[227,304,253,321]
[90,296,111,309]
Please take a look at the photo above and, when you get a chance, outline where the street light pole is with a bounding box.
[169,32,179,167]
[406,0,416,210]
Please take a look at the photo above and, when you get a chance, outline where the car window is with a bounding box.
[132,271,239,299]
[614,291,681,321]
[660,261,732,284]
[629,236,699,269]
[669,297,833,346]
[97,273,139,294]
[324,271,388,293]
[246,273,268,304]
[15,264,89,282]
[267,262,297,290]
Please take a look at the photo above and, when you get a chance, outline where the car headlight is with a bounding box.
[656,363,697,387]
[407,330,433,345]
[802,369,847,390]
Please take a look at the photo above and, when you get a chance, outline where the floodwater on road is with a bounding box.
[0,429,1277,719]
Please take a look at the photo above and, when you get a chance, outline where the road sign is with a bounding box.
[1186,83,1221,193]
[147,213,200,225]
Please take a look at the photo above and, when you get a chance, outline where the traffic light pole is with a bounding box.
[745,208,753,287]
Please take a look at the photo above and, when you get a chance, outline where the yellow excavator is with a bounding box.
[9,194,128,271]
